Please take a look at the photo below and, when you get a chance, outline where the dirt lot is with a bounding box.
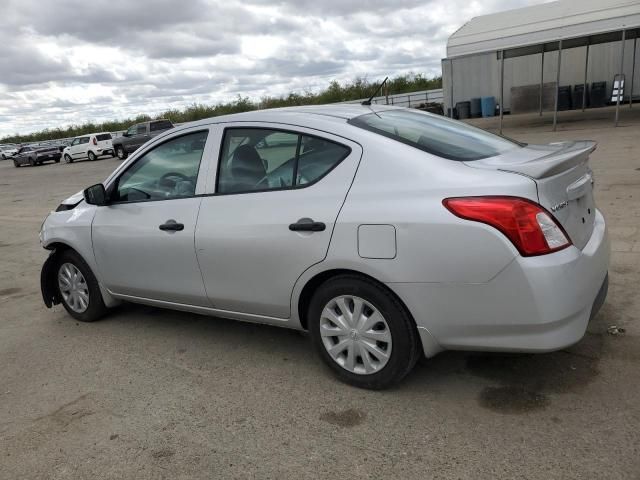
[1,111,639,479]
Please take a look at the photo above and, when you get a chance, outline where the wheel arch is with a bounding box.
[297,268,411,330]
[40,241,120,309]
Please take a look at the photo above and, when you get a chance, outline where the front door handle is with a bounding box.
[159,220,184,232]
[289,218,326,232]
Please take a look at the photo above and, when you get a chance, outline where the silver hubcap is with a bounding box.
[320,295,392,375]
[58,263,89,313]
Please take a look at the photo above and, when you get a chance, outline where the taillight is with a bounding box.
[443,196,571,256]
[92,137,98,145]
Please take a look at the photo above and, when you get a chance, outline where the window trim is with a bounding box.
[214,126,352,196]
[107,129,210,205]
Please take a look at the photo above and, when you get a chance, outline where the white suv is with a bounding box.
[63,133,114,163]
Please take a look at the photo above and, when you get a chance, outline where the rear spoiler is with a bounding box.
[500,141,596,179]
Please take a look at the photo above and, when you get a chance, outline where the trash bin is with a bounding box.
[481,96,496,117]
[572,84,589,109]
[590,81,607,108]
[456,101,471,119]
[470,98,482,118]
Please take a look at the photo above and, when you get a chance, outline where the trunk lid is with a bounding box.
[465,141,597,250]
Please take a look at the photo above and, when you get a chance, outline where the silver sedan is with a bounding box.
[39,105,609,389]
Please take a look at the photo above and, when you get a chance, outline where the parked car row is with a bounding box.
[0,144,19,159]
[7,119,175,168]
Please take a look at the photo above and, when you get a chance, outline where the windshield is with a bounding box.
[348,109,522,161]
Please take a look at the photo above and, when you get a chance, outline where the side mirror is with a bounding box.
[83,183,108,206]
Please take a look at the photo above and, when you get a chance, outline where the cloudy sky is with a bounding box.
[0,0,546,137]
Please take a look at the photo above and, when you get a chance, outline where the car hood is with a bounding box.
[61,190,85,206]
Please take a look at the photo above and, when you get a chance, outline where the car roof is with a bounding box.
[180,104,403,129]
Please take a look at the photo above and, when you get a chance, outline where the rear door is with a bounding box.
[74,137,90,158]
[195,123,362,318]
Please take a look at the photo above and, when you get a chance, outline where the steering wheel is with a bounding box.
[160,171,190,183]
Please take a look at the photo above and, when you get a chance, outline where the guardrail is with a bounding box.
[339,89,444,107]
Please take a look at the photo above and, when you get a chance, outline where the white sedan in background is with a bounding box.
[39,105,609,389]
[1,144,18,159]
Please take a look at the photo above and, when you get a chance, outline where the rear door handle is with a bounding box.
[159,220,184,231]
[289,218,326,232]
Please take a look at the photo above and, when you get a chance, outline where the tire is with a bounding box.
[29,157,36,166]
[64,154,73,164]
[88,151,97,161]
[13,159,19,168]
[308,274,421,390]
[115,146,127,160]
[56,249,108,322]
[1,154,5,159]
[54,158,60,163]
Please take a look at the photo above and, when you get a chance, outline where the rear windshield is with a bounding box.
[150,120,173,132]
[96,133,112,141]
[348,110,522,161]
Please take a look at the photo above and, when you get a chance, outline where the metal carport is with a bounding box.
[442,0,640,132]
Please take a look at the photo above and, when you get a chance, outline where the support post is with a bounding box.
[553,40,562,132]
[583,43,590,111]
[630,36,637,109]
[539,50,545,116]
[500,50,505,134]
[449,59,454,118]
[616,30,626,126]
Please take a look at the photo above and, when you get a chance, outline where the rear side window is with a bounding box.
[96,133,112,141]
[217,128,350,194]
[348,110,521,161]
[136,125,147,135]
[150,120,173,132]
[79,137,90,144]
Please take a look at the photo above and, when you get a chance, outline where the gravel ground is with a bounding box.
[1,110,639,479]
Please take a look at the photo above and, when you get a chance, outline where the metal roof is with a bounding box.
[446,0,640,58]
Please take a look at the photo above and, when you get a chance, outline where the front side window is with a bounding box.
[348,110,522,161]
[71,138,80,146]
[217,128,350,194]
[125,125,138,136]
[113,130,208,203]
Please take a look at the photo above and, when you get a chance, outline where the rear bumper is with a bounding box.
[391,209,610,355]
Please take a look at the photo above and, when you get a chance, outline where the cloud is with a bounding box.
[0,0,548,137]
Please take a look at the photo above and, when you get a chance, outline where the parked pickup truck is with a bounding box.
[12,145,62,167]
[112,119,174,159]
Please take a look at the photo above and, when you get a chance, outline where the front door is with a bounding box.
[195,125,362,318]
[92,129,212,306]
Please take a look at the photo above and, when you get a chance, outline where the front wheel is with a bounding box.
[56,250,108,322]
[64,154,73,164]
[54,158,60,163]
[13,159,19,167]
[29,157,36,166]
[308,275,421,389]
[115,146,127,160]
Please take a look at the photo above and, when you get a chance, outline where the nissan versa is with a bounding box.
[39,105,609,389]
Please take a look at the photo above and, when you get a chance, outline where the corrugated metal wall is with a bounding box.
[442,39,639,113]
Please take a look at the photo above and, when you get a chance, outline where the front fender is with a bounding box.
[41,251,61,308]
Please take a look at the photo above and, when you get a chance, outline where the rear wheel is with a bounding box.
[308,275,421,389]
[64,154,73,164]
[88,151,97,161]
[56,250,108,322]
[54,158,60,163]
[115,146,127,160]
